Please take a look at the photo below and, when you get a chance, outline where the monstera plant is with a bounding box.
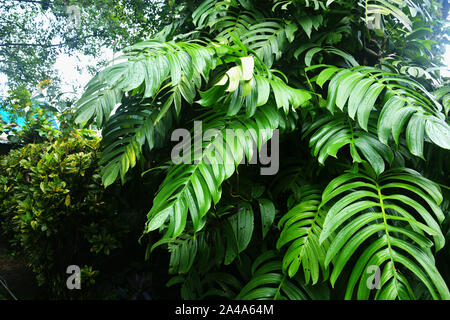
[74,0,450,300]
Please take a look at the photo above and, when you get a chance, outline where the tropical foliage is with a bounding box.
[74,0,450,299]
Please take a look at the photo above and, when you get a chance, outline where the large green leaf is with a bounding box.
[320,168,449,300]
[277,185,331,284]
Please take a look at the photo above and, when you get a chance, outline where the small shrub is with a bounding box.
[0,129,129,298]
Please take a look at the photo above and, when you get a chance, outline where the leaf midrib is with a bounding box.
[376,181,401,297]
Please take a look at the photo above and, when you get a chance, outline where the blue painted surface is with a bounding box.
[0,103,58,128]
[0,109,25,126]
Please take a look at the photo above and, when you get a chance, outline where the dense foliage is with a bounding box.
[0,78,83,150]
[75,0,449,300]
[0,0,177,91]
[0,130,132,298]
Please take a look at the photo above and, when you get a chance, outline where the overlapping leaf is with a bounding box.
[75,41,216,126]
[99,98,175,187]
[144,105,280,240]
[198,62,311,116]
[362,0,413,32]
[235,250,329,300]
[277,185,331,284]
[193,0,303,67]
[311,65,450,158]
[302,112,394,175]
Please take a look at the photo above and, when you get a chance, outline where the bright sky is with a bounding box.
[443,45,450,77]
[53,47,116,97]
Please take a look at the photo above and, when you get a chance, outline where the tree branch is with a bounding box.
[0,35,98,48]
[2,0,50,5]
